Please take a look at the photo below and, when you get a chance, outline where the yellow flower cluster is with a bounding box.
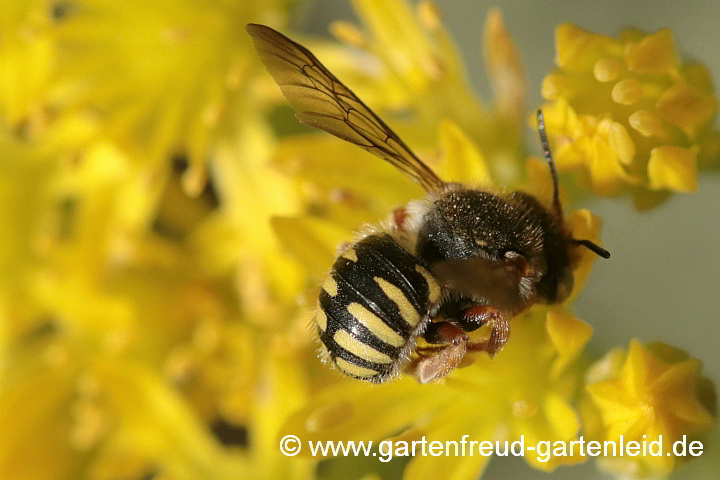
[0,1,716,480]
[583,341,716,477]
[300,1,528,185]
[265,2,716,479]
[0,1,316,479]
[541,25,720,208]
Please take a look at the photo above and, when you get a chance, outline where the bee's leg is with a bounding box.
[414,322,468,384]
[459,306,510,357]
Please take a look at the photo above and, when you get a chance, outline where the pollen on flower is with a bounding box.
[540,24,720,207]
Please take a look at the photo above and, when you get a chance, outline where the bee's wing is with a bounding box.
[247,23,446,193]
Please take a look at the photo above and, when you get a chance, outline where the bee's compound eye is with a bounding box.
[503,250,531,277]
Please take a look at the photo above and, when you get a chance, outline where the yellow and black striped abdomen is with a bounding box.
[315,233,441,382]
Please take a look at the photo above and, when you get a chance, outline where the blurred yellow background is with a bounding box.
[1,1,718,480]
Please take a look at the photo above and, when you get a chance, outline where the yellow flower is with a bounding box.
[0,141,315,479]
[540,25,720,208]
[0,3,314,472]
[0,120,230,477]
[51,0,294,185]
[584,340,716,477]
[44,1,310,320]
[0,114,96,347]
[298,1,528,185]
[0,0,54,128]
[189,114,306,325]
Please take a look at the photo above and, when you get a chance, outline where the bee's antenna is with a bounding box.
[535,110,611,260]
[572,239,611,259]
[536,109,563,218]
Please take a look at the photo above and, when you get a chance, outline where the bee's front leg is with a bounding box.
[459,305,510,356]
[413,322,468,384]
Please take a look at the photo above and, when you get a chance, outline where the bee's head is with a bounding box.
[531,109,610,303]
[498,190,609,305]
[417,111,610,309]
[416,189,577,309]
[500,191,572,304]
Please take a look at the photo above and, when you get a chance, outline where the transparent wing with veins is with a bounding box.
[247,23,446,193]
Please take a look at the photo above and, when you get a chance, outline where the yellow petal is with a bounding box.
[0,369,79,480]
[248,352,314,480]
[279,379,450,453]
[647,145,697,192]
[353,0,437,87]
[92,360,245,480]
[585,338,716,476]
[521,157,569,208]
[416,1,443,33]
[515,413,585,471]
[645,341,691,363]
[555,24,618,72]
[541,73,569,101]
[536,99,587,168]
[656,82,717,139]
[0,1,54,128]
[632,190,672,211]
[623,340,666,399]
[566,209,605,299]
[483,8,526,122]
[578,396,605,442]
[625,29,677,75]
[608,121,636,165]
[651,360,714,432]
[544,394,581,441]
[628,109,671,141]
[546,309,592,378]
[404,404,495,480]
[437,119,491,185]
[329,21,367,48]
[587,136,626,195]
[682,62,714,93]
[272,135,422,207]
[585,347,627,385]
[270,216,350,277]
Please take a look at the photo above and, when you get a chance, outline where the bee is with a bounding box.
[247,24,610,384]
